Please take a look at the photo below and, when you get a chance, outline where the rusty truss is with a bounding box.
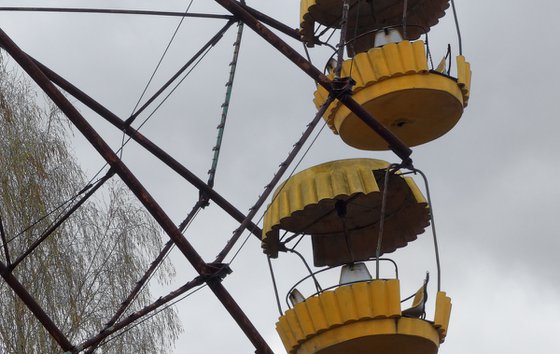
[0,1,414,353]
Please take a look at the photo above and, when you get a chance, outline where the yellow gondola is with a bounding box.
[263,160,452,354]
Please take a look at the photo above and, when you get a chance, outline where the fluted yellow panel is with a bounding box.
[353,55,375,87]
[457,55,472,107]
[413,40,429,71]
[407,176,428,204]
[276,280,402,353]
[295,301,315,337]
[277,317,297,351]
[286,310,305,344]
[277,280,445,354]
[371,48,391,80]
[434,291,452,342]
[305,296,328,331]
[320,291,343,327]
[385,278,402,315]
[334,285,358,323]
[384,43,405,75]
[352,282,371,319]
[299,0,315,46]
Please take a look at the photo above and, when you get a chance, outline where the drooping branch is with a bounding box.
[0,260,74,351]
[8,171,113,271]
[79,276,206,353]
[94,199,206,347]
[0,214,10,265]
[13,52,263,239]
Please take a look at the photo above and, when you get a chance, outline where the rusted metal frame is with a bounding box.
[0,7,234,20]
[0,214,10,265]
[77,276,206,352]
[125,20,236,126]
[238,3,301,42]
[21,53,262,239]
[0,260,74,351]
[91,199,206,353]
[0,28,273,354]
[0,6,301,43]
[8,171,113,272]
[214,0,413,164]
[208,21,244,188]
[214,95,336,263]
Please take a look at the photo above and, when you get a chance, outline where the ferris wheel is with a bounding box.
[0,1,470,353]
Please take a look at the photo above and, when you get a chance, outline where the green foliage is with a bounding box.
[0,55,181,353]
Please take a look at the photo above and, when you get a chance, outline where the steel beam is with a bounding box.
[0,27,273,354]
[0,7,233,20]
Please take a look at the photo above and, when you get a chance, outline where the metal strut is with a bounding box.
[0,260,74,351]
[208,20,244,188]
[124,20,235,127]
[0,214,10,265]
[88,23,244,351]
[214,0,413,166]
[0,7,234,20]
[214,95,336,263]
[76,276,207,352]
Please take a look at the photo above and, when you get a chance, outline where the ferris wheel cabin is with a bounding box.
[262,159,451,354]
[302,0,471,150]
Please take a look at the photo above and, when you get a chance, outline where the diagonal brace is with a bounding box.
[214,0,413,165]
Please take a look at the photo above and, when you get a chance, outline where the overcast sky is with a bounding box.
[1,0,559,353]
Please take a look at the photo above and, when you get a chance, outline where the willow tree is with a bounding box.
[0,56,181,353]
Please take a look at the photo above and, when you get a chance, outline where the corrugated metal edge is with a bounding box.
[434,291,452,342]
[457,55,472,107]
